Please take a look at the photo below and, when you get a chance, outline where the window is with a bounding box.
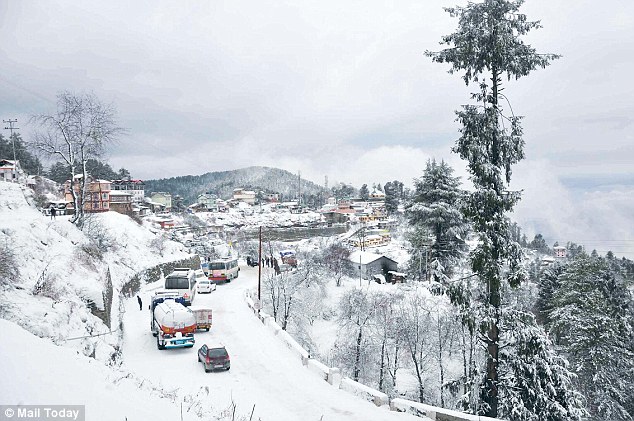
[165,276,190,289]
[208,347,228,358]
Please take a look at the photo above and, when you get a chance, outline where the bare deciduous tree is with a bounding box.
[30,91,124,224]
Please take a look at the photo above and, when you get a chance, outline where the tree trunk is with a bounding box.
[437,317,445,408]
[353,327,363,381]
[378,337,386,392]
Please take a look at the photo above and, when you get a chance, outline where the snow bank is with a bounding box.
[0,319,206,420]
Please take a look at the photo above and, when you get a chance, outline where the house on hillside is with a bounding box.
[197,192,218,211]
[232,188,256,205]
[368,190,386,202]
[348,250,398,280]
[111,179,145,203]
[0,159,25,184]
[554,245,567,258]
[64,175,111,213]
[109,191,133,215]
[149,192,172,212]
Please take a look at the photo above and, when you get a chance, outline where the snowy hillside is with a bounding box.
[0,181,189,359]
[0,318,199,421]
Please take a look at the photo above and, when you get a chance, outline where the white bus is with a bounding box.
[202,257,239,283]
[163,268,197,305]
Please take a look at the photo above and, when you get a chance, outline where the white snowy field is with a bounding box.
[125,265,426,421]
[0,318,190,421]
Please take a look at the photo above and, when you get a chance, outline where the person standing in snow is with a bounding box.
[50,206,57,220]
[137,295,142,311]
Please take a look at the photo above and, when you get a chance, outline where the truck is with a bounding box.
[150,292,196,350]
[189,306,213,331]
[279,249,297,267]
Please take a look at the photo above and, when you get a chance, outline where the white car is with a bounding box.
[197,279,217,294]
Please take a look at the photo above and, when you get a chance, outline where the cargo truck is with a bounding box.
[150,292,196,350]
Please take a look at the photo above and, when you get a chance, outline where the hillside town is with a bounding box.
[3,1,634,420]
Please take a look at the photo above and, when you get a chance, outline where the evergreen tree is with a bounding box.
[530,234,550,254]
[383,181,400,214]
[47,161,72,183]
[359,184,369,201]
[0,133,43,175]
[548,255,634,421]
[117,167,131,179]
[498,309,586,421]
[406,158,468,282]
[427,1,559,416]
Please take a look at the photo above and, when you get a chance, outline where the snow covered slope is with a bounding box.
[0,318,202,421]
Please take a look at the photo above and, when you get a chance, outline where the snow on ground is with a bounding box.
[124,265,426,421]
[0,181,190,360]
[0,318,200,421]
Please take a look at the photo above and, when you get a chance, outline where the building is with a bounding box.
[347,250,398,279]
[111,179,145,203]
[554,246,567,258]
[149,192,172,212]
[64,175,111,213]
[197,192,218,211]
[109,191,133,215]
[232,188,256,205]
[0,159,25,183]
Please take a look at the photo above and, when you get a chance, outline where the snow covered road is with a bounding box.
[123,264,424,421]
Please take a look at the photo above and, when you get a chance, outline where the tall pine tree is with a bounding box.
[427,0,559,416]
[548,255,634,420]
[406,158,468,282]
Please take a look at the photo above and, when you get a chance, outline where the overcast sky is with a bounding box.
[1,0,633,257]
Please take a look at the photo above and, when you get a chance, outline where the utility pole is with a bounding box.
[3,119,19,165]
[257,226,262,314]
[298,171,301,208]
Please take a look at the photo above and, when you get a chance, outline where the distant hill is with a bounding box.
[144,166,327,205]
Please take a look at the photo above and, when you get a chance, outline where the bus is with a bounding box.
[163,268,197,305]
[202,257,239,283]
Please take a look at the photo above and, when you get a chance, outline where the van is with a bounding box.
[164,268,197,305]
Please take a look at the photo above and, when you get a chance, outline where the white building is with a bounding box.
[232,188,256,205]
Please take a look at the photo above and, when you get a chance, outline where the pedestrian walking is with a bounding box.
[50,207,57,220]
[137,295,142,311]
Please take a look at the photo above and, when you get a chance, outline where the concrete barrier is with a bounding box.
[328,367,342,386]
[390,399,499,421]
[340,377,389,407]
[306,358,329,381]
[278,329,310,362]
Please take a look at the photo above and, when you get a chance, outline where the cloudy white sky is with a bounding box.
[1,0,633,257]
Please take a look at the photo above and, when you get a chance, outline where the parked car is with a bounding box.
[197,344,230,372]
[196,279,217,294]
[245,256,259,267]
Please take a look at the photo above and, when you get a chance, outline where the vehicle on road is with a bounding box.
[196,279,216,294]
[245,256,260,267]
[279,249,297,267]
[197,344,230,372]
[164,268,197,305]
[151,293,196,350]
[202,257,239,283]
[189,306,213,331]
